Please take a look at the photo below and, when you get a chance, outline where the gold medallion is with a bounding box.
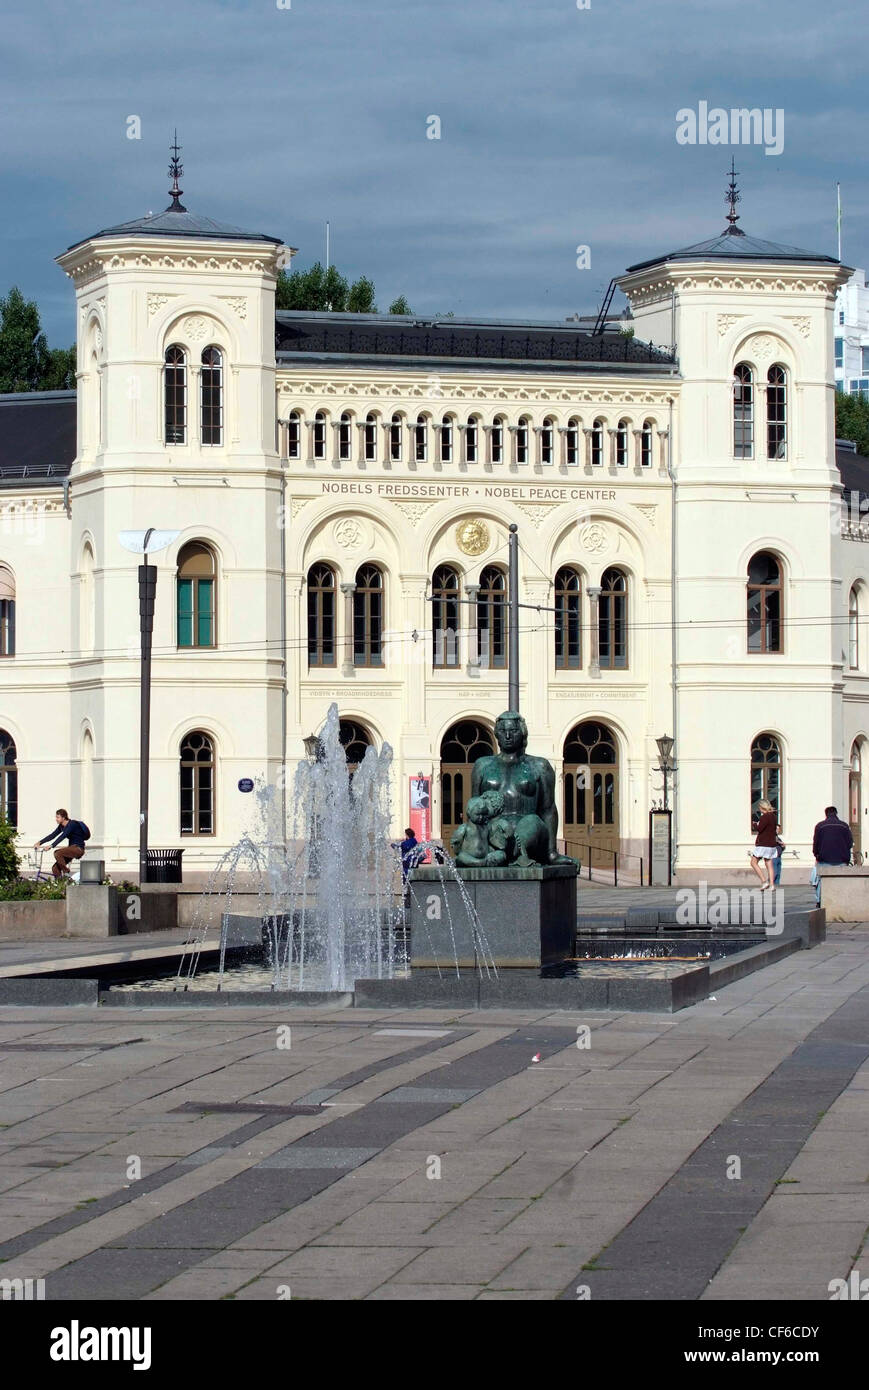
[455,518,490,556]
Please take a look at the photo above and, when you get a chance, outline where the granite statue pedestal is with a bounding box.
[409,863,577,968]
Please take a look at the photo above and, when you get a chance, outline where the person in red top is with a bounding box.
[751,799,780,891]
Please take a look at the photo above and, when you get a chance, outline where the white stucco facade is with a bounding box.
[0,195,864,884]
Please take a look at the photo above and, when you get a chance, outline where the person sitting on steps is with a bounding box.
[35,809,90,879]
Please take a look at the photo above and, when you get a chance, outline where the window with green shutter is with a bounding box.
[176,543,216,649]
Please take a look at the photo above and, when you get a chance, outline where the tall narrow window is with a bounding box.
[339,412,352,460]
[415,415,428,462]
[599,567,628,669]
[307,564,336,667]
[177,542,216,649]
[432,565,460,668]
[747,551,782,654]
[390,413,403,462]
[516,418,529,465]
[0,731,17,827]
[539,417,555,466]
[466,417,479,464]
[440,416,453,464]
[566,418,580,467]
[200,346,223,446]
[767,364,787,459]
[477,565,507,669]
[287,410,301,459]
[313,411,327,460]
[641,419,654,468]
[364,413,378,462]
[554,566,581,669]
[850,585,860,670]
[353,564,384,667]
[0,566,15,658]
[616,419,629,467]
[751,733,782,823]
[591,418,604,467]
[180,731,214,835]
[164,345,187,445]
[734,363,754,458]
[491,417,504,464]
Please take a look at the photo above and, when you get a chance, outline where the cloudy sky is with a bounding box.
[1,0,865,346]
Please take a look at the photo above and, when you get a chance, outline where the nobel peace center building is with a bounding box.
[0,173,864,884]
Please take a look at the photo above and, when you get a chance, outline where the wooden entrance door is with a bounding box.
[439,720,495,849]
[562,721,619,867]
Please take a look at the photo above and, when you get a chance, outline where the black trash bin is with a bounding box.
[144,849,184,884]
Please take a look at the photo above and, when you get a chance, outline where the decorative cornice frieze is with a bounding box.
[276,375,674,408]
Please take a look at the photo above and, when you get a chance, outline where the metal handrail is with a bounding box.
[563,838,645,887]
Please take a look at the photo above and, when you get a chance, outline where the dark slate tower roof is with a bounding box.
[625,162,839,273]
[65,134,281,251]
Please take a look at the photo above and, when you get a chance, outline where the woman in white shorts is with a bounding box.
[751,798,779,890]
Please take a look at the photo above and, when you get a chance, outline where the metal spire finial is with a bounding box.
[167,131,186,212]
[724,158,743,235]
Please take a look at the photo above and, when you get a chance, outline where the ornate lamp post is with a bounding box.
[656,734,675,811]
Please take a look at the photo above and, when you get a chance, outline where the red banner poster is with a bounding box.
[408,776,431,864]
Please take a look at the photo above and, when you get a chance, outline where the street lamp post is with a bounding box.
[656,734,675,811]
[119,529,180,884]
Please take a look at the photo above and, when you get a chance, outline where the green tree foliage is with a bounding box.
[0,815,21,884]
[0,287,76,393]
[275,263,407,317]
[836,390,869,457]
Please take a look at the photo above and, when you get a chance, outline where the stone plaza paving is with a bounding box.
[0,924,867,1301]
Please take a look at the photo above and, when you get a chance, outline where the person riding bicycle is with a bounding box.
[34,809,90,879]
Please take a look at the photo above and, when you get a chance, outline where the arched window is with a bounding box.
[180,731,214,835]
[751,733,782,823]
[390,413,403,462]
[313,410,327,461]
[200,346,223,446]
[466,416,479,464]
[339,412,352,461]
[364,413,378,462]
[477,564,507,669]
[566,418,580,467]
[767,364,787,459]
[164,346,187,445]
[339,719,373,774]
[616,419,629,467]
[287,410,301,460]
[432,565,460,668]
[79,547,94,655]
[540,417,555,466]
[440,416,453,464]
[353,564,384,667]
[177,542,216,649]
[563,722,617,840]
[0,565,15,658]
[415,415,428,463]
[307,564,336,667]
[0,731,17,827]
[491,416,505,465]
[641,419,654,468]
[554,566,581,669]
[599,567,628,669]
[850,586,860,670]
[734,363,754,458]
[81,728,94,828]
[516,417,529,466]
[591,418,604,467]
[747,551,782,654]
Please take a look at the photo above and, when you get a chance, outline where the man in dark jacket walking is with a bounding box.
[812,806,853,906]
[35,809,89,879]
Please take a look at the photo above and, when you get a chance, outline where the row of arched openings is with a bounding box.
[286,410,657,468]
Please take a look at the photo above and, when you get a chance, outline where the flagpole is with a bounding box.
[837,183,842,262]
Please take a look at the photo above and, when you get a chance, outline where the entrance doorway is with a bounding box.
[562,721,619,867]
[850,740,863,865]
[439,720,495,847]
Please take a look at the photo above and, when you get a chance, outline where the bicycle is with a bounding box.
[25,848,55,885]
